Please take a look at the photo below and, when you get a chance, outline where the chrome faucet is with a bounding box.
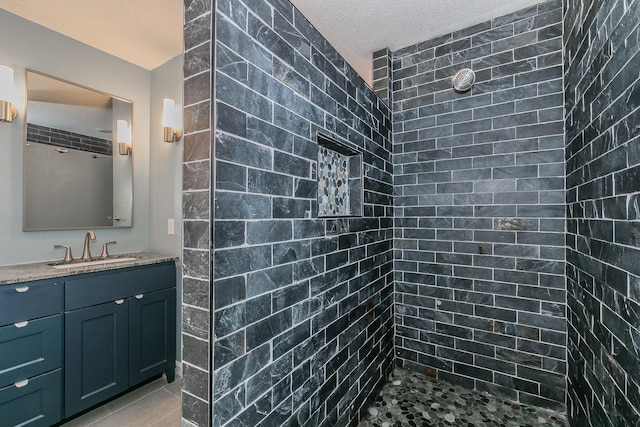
[81,231,96,261]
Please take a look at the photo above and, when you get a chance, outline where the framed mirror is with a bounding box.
[23,70,133,231]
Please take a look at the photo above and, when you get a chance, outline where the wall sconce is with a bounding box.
[0,65,18,123]
[117,119,132,155]
[162,98,181,143]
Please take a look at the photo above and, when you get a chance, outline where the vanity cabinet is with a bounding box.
[64,262,176,418]
[0,280,64,427]
[0,259,176,426]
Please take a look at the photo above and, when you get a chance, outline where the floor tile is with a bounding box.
[60,405,113,427]
[164,377,183,398]
[151,408,182,427]
[91,389,180,427]
[358,368,568,427]
[103,376,170,413]
[60,374,182,427]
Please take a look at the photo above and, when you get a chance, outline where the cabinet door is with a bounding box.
[129,288,176,385]
[65,300,128,418]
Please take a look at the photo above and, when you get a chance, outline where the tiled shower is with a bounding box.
[390,0,565,410]
[180,0,640,426]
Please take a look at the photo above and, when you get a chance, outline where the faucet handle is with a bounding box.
[101,241,117,258]
[54,245,74,263]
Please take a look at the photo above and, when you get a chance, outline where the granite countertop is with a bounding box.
[0,252,178,286]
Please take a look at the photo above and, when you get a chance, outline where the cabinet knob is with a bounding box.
[135,294,144,299]
[14,321,28,328]
[115,299,125,305]
[14,379,29,388]
[15,286,29,293]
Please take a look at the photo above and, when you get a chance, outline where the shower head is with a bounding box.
[452,68,476,92]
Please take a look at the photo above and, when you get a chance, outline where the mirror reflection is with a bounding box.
[23,71,133,230]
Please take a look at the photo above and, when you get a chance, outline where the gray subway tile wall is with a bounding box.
[210,0,397,417]
[183,0,395,425]
[180,0,640,426]
[565,0,640,426]
[392,0,566,411]
[27,123,113,155]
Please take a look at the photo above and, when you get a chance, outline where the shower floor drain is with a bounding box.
[358,367,568,427]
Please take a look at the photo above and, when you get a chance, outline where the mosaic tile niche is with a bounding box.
[317,134,362,217]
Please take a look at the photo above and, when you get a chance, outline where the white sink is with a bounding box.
[50,257,139,269]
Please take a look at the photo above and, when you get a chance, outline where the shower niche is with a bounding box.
[317,133,363,217]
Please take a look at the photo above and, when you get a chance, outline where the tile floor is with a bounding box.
[60,374,181,427]
[57,369,569,427]
[358,368,569,427]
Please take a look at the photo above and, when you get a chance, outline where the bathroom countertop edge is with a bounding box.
[0,252,179,286]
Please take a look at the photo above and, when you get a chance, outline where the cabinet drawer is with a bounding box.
[65,262,176,310]
[0,281,63,326]
[0,315,62,388]
[0,368,62,427]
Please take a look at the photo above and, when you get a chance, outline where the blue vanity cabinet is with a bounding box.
[64,262,176,418]
[0,280,64,427]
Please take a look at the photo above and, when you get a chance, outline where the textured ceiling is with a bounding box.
[1,0,543,81]
[289,0,544,83]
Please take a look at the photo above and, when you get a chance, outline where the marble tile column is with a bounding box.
[182,0,214,426]
[372,48,392,107]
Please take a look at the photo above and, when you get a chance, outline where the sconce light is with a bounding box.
[0,65,18,123]
[117,119,132,155]
[162,98,181,143]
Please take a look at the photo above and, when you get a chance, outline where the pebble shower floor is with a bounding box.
[358,368,568,427]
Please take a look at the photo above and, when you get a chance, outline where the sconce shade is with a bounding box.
[117,119,132,155]
[162,98,181,143]
[162,98,176,127]
[0,65,18,122]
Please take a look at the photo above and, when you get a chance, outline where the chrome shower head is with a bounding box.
[452,68,476,92]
